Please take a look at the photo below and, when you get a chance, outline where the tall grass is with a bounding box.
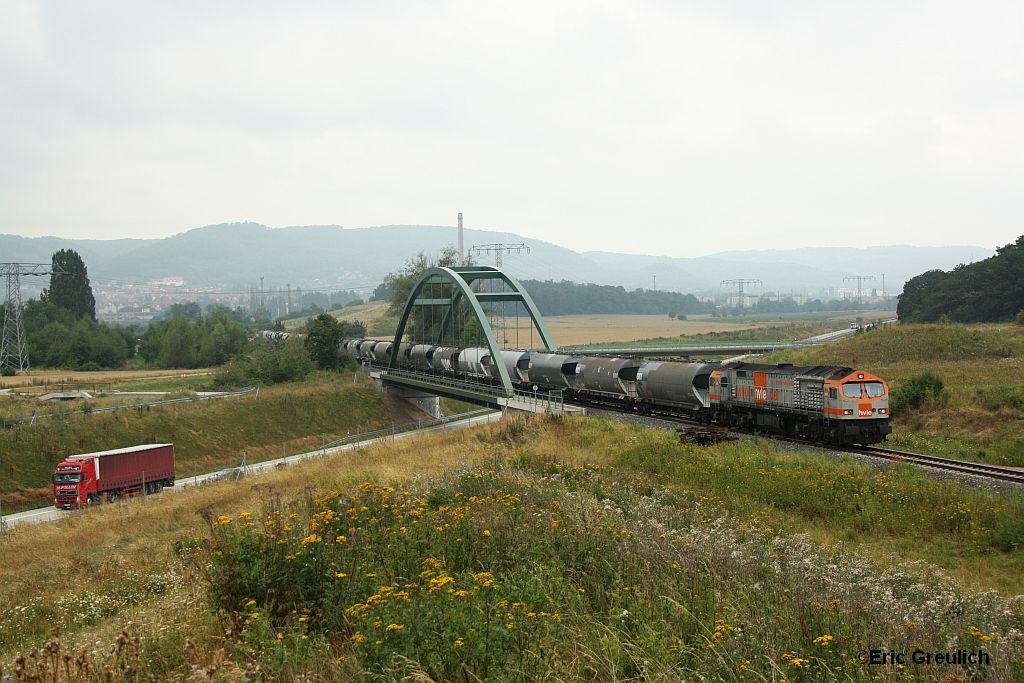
[3,416,1023,680]
[194,423,1024,680]
[0,378,415,512]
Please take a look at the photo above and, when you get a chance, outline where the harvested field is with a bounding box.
[501,314,761,346]
[0,368,211,390]
[283,300,389,330]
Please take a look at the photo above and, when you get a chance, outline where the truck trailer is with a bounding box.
[53,444,175,509]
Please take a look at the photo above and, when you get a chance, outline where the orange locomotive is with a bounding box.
[708,363,890,445]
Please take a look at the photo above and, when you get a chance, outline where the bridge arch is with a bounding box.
[388,266,556,397]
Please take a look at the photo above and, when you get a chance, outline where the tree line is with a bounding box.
[898,234,1024,323]
[2,250,368,384]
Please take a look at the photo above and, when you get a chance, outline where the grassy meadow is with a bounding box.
[2,415,1022,681]
[770,323,1024,466]
[0,376,423,512]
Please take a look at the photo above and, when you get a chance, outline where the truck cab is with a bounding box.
[53,460,98,508]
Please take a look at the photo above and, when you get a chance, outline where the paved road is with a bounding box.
[0,410,502,532]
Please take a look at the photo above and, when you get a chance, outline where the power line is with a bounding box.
[720,278,762,308]
[468,243,532,346]
[843,275,875,300]
[468,243,530,268]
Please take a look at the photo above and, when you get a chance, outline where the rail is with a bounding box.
[581,406,1023,487]
[853,446,1024,485]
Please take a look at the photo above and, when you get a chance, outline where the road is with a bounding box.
[0,410,502,532]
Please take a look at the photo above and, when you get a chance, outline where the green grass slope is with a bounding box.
[0,378,421,512]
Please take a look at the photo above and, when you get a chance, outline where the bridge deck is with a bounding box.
[372,369,584,415]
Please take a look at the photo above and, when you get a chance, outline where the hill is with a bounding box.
[897,234,1024,322]
[1,223,993,295]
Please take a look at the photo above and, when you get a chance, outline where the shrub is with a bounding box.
[975,385,1024,412]
[990,515,1024,552]
[211,338,314,388]
[1016,309,1024,325]
[889,372,949,415]
[76,361,102,372]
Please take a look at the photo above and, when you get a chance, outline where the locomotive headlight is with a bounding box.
[843,409,854,415]
[878,408,888,414]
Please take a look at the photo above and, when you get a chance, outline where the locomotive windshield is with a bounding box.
[842,383,863,399]
[842,382,885,399]
[864,382,885,398]
[53,473,82,484]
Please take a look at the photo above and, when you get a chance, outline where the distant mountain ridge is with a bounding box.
[0,223,994,295]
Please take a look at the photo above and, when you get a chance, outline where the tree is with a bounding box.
[380,246,466,315]
[305,313,343,370]
[42,250,96,320]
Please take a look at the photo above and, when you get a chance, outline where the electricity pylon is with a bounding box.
[721,278,763,308]
[843,275,875,301]
[1,263,61,374]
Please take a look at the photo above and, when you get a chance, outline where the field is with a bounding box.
[290,303,893,347]
[0,376,424,513]
[283,301,389,331]
[494,311,893,347]
[0,368,212,390]
[1,414,1021,681]
[769,323,1024,466]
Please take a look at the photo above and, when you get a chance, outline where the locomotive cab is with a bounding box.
[823,370,891,444]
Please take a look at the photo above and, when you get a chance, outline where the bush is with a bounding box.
[212,338,314,388]
[1,366,15,377]
[76,361,102,372]
[975,385,1024,412]
[1016,309,1024,325]
[212,359,252,389]
[990,515,1024,552]
[889,372,949,415]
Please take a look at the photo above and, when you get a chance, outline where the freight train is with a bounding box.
[345,340,891,446]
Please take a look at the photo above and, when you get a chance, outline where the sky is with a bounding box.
[1,1,1022,257]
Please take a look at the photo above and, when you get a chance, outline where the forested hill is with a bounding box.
[521,279,711,316]
[897,235,1024,322]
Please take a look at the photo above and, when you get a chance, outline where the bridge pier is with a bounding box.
[376,379,442,419]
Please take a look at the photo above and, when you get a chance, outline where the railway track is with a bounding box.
[849,445,1024,484]
[582,403,1024,486]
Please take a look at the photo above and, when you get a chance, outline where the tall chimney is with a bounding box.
[457,212,464,266]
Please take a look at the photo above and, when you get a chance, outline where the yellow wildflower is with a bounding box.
[385,623,404,632]
[428,575,455,592]
[813,635,833,646]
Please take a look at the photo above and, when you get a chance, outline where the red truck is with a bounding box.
[52,444,175,509]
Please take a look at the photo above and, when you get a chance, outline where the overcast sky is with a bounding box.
[1,1,1021,256]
